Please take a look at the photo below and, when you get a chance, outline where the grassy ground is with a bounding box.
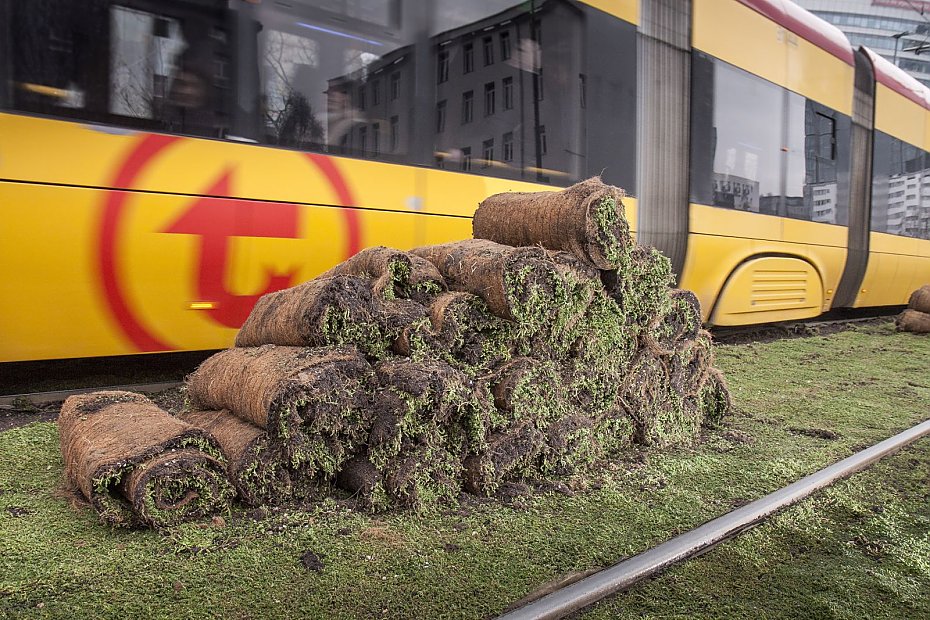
[1,321,929,619]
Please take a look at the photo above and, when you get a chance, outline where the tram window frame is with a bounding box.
[691,52,851,225]
[6,0,235,138]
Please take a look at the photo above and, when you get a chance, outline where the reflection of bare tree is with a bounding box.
[276,90,324,146]
[263,30,323,145]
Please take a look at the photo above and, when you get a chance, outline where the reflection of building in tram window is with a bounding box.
[6,0,638,189]
[713,173,760,212]
[429,0,586,182]
[324,40,412,157]
[109,7,185,120]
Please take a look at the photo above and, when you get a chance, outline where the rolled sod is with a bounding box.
[377,297,430,350]
[373,357,494,458]
[489,357,566,429]
[411,239,562,330]
[699,367,732,426]
[179,409,305,507]
[621,351,675,446]
[539,413,601,476]
[59,391,233,528]
[186,345,375,473]
[601,245,675,329]
[235,275,387,358]
[473,177,631,269]
[646,288,702,353]
[896,308,930,333]
[665,330,715,398]
[907,285,930,314]
[420,291,513,374]
[382,444,463,509]
[317,246,445,302]
[546,292,637,380]
[463,422,547,495]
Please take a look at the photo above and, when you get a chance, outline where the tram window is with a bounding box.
[708,61,784,214]
[871,132,930,240]
[692,55,850,225]
[429,0,636,190]
[7,0,232,139]
[4,0,638,190]
[253,0,416,159]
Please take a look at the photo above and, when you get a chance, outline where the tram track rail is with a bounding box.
[497,417,930,619]
[0,381,182,408]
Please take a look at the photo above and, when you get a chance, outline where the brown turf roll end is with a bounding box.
[59,391,233,527]
[907,285,930,314]
[317,246,445,301]
[463,422,547,495]
[186,345,375,470]
[700,367,732,426]
[235,275,383,355]
[411,239,560,323]
[472,177,630,269]
[896,308,930,333]
[179,409,300,506]
[645,289,702,354]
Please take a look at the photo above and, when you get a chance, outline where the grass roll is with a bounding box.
[59,391,233,528]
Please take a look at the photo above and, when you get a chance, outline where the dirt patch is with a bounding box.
[722,429,755,445]
[0,403,60,432]
[714,317,894,345]
[788,427,841,441]
[300,550,324,572]
[358,524,405,546]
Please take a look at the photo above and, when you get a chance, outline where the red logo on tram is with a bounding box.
[98,133,360,352]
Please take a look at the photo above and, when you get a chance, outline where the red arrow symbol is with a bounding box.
[163,168,300,328]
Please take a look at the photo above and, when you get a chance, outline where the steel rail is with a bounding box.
[0,381,182,407]
[497,417,930,620]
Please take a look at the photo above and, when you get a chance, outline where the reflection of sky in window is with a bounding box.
[712,63,782,195]
[432,0,522,35]
[292,0,393,28]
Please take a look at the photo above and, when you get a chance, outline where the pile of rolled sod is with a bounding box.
[896,285,930,333]
[60,177,731,526]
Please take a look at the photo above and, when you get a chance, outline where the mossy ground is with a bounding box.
[1,321,929,619]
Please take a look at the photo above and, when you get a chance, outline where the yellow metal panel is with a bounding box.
[869,230,930,256]
[0,177,481,362]
[786,34,853,115]
[855,232,930,307]
[419,167,637,230]
[781,217,847,248]
[0,182,126,361]
[581,0,637,24]
[682,204,844,321]
[874,83,927,148]
[693,0,787,89]
[0,112,421,212]
[711,256,824,325]
[906,254,930,298]
[679,233,757,321]
[689,203,783,241]
[694,1,852,112]
[854,251,898,307]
